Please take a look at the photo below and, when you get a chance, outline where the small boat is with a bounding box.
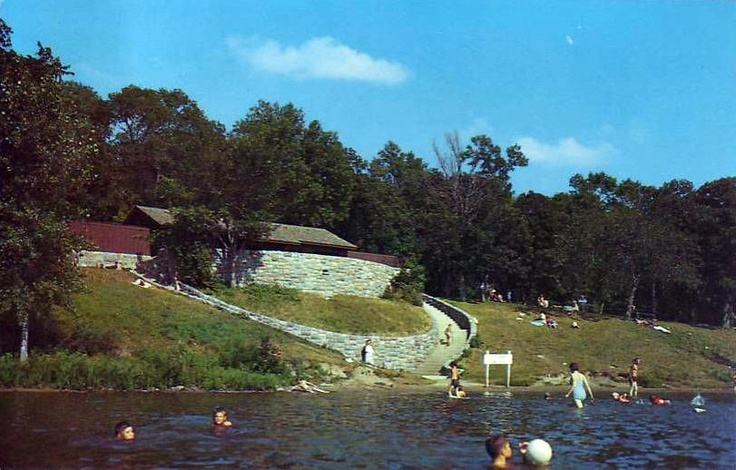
[693,407,706,413]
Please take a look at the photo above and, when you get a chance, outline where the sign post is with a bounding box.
[483,350,513,388]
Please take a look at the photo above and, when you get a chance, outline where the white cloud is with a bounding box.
[227,36,410,85]
[517,136,616,167]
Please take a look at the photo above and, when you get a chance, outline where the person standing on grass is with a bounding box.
[361,339,375,365]
[565,362,594,408]
[628,358,641,397]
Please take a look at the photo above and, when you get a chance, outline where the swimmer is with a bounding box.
[649,395,671,405]
[612,392,630,403]
[455,386,467,398]
[544,392,553,401]
[114,421,135,441]
[212,406,233,426]
[485,434,529,469]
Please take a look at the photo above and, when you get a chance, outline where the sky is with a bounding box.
[2,0,735,195]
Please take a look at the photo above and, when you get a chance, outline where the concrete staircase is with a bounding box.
[410,298,474,377]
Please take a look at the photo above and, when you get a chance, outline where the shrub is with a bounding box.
[383,261,425,306]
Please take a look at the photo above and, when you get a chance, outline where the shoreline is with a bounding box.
[2,375,733,396]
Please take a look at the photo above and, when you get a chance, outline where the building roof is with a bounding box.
[124,206,357,250]
[127,205,174,226]
[265,223,357,250]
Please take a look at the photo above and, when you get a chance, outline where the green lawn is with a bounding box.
[451,300,736,389]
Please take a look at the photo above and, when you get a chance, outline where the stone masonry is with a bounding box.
[229,250,400,299]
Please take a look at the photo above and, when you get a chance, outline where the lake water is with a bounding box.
[1,389,734,469]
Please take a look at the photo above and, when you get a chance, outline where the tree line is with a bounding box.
[2,20,734,360]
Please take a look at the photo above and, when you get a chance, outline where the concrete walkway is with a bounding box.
[410,301,469,377]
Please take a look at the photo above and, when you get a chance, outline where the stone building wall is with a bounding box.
[230,250,400,299]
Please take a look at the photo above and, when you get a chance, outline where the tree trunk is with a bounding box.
[651,282,657,321]
[625,273,640,321]
[459,273,467,302]
[20,315,29,362]
[722,301,734,329]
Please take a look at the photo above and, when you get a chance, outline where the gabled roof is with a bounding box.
[124,206,357,250]
[128,205,174,226]
[265,223,357,250]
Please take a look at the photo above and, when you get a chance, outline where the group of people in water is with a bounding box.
[114,406,234,441]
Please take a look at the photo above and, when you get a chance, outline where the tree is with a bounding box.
[229,101,355,229]
[693,178,736,326]
[106,85,228,213]
[0,20,96,360]
[426,132,528,299]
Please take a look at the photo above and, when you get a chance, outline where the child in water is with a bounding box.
[485,434,529,469]
[212,406,233,426]
[649,395,671,405]
[448,361,462,397]
[114,421,135,441]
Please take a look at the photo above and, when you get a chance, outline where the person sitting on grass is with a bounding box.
[290,380,330,394]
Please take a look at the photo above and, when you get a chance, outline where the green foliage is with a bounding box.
[0,350,292,391]
[384,262,426,305]
[0,20,96,360]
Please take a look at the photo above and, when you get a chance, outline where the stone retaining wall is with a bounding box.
[227,250,400,299]
[177,283,439,371]
[76,251,151,270]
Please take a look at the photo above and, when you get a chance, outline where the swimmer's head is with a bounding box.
[485,434,512,460]
[212,406,229,425]
[114,421,135,440]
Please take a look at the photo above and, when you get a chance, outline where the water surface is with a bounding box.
[1,389,734,468]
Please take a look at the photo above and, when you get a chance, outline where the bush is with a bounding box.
[383,261,426,306]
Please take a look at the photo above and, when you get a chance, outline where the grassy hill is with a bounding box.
[452,300,736,389]
[1,268,734,391]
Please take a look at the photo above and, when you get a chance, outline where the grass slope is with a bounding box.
[453,301,736,389]
[6,269,733,391]
[209,284,431,336]
[58,269,346,367]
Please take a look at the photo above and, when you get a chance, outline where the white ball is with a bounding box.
[526,438,553,465]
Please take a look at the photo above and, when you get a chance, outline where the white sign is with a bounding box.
[483,350,513,388]
[484,353,513,365]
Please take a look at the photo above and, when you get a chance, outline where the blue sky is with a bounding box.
[2,0,735,195]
